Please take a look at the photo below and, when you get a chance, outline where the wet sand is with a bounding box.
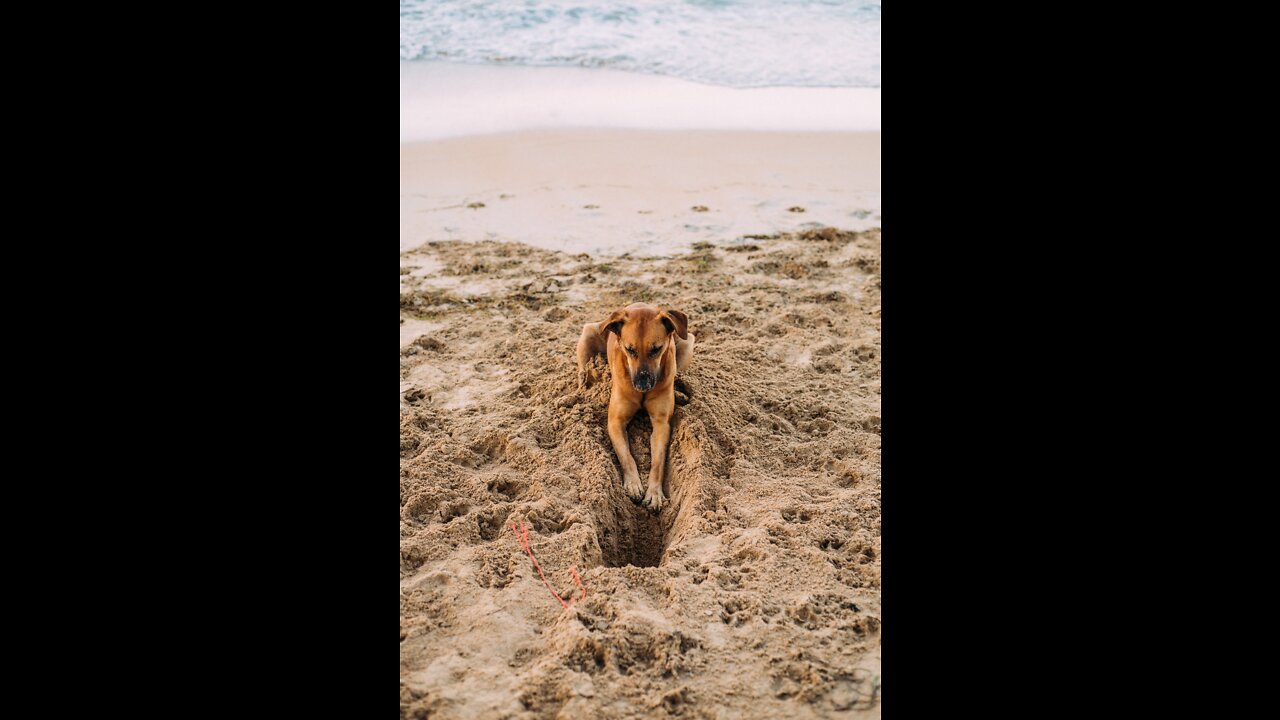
[400,130,881,257]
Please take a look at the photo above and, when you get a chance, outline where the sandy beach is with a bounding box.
[400,129,882,718]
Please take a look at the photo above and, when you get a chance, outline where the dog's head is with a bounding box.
[605,304,688,392]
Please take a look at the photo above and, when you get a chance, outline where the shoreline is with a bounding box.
[400,61,881,143]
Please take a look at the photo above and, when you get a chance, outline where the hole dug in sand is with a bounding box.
[600,503,664,568]
[595,409,716,569]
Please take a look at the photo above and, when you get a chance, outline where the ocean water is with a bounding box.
[399,0,882,89]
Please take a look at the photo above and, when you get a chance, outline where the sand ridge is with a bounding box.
[400,227,882,718]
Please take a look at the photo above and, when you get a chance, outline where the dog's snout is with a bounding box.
[633,370,655,392]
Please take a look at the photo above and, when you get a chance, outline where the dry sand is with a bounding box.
[400,132,881,719]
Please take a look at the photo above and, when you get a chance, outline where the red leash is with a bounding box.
[511,519,586,608]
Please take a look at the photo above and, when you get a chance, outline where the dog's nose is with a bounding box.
[633,372,655,391]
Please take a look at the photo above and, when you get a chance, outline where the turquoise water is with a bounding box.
[399,0,882,88]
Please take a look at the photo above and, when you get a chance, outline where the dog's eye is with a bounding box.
[626,347,637,357]
[650,347,662,358]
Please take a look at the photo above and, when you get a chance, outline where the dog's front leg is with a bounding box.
[643,411,670,512]
[608,397,643,500]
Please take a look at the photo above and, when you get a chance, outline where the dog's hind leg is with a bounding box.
[675,332,695,373]
[576,321,609,388]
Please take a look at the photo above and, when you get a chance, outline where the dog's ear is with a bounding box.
[660,309,689,340]
[604,309,628,337]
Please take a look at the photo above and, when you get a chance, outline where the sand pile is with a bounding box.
[400,228,882,718]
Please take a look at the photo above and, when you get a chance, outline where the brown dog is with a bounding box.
[576,303,695,511]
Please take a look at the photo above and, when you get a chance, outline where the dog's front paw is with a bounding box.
[643,488,667,512]
[623,474,645,500]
